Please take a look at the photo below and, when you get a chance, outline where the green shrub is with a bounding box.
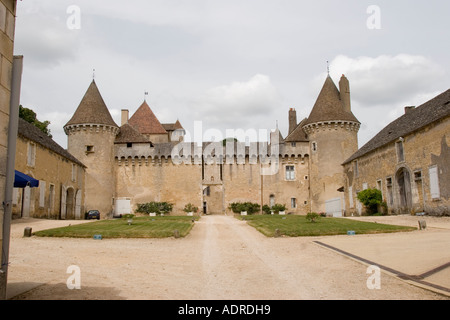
[229,202,261,215]
[306,212,320,223]
[272,204,286,214]
[357,188,383,215]
[183,203,199,213]
[136,202,174,215]
[262,205,272,215]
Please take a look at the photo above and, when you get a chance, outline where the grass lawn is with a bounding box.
[34,215,200,239]
[236,214,416,237]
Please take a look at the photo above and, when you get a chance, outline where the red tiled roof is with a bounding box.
[128,101,167,135]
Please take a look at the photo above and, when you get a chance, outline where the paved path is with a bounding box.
[6,215,450,300]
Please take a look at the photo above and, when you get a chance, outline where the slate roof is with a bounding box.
[18,118,85,167]
[162,119,184,131]
[343,88,450,164]
[64,80,118,128]
[115,123,151,144]
[128,101,167,135]
[284,118,309,142]
[303,75,359,126]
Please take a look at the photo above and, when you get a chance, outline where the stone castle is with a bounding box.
[63,74,361,217]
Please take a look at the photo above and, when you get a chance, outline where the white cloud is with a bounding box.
[328,54,446,106]
[191,74,281,130]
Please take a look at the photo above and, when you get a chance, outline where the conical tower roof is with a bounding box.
[128,101,167,134]
[303,75,359,126]
[65,80,118,127]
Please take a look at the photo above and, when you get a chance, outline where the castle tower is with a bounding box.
[302,75,360,215]
[64,80,119,217]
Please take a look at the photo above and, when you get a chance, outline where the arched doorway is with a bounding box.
[396,167,412,214]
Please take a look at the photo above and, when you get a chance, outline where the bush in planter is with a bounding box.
[272,203,286,214]
[229,202,260,215]
[184,203,199,213]
[135,201,174,215]
[262,204,272,215]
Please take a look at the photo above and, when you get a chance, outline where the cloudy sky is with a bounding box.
[13,0,450,149]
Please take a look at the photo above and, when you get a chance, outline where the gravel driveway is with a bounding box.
[6,214,450,300]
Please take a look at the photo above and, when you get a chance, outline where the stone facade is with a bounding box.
[343,92,450,216]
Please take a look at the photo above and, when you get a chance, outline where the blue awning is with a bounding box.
[14,170,39,188]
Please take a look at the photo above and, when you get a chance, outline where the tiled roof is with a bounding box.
[128,101,167,135]
[284,118,309,142]
[18,118,85,167]
[303,75,359,126]
[115,123,151,144]
[64,80,118,128]
[162,119,184,131]
[343,88,450,164]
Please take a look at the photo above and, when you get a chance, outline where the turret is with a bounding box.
[64,80,119,218]
[302,75,360,214]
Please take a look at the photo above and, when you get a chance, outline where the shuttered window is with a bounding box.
[429,166,440,199]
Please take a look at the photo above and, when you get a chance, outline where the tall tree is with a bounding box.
[19,105,52,138]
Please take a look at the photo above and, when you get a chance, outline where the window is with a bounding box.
[291,198,296,208]
[285,165,295,180]
[386,177,393,206]
[429,166,440,199]
[311,142,317,152]
[291,142,296,147]
[414,170,422,181]
[27,142,36,167]
[127,143,133,148]
[354,160,359,177]
[396,140,405,162]
[86,145,94,154]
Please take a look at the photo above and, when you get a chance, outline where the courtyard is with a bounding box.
[5,214,450,300]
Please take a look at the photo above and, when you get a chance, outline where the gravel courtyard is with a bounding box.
[5,214,450,300]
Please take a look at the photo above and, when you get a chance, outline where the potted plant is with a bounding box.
[183,203,198,216]
[123,214,135,225]
[272,204,286,215]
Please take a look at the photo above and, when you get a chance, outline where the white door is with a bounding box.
[22,186,31,218]
[114,198,131,216]
[325,197,342,217]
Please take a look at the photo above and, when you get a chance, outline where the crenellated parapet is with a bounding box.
[115,141,310,166]
[64,123,120,136]
[302,120,360,135]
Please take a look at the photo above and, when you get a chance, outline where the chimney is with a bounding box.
[404,106,416,114]
[121,109,129,126]
[288,108,297,135]
[339,75,351,113]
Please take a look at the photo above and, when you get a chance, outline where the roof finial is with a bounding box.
[326,61,330,75]
[144,91,149,101]
[92,68,95,80]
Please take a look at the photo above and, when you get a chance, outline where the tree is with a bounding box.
[19,105,52,138]
[357,188,383,215]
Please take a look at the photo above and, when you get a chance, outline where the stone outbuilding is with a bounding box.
[343,89,450,216]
